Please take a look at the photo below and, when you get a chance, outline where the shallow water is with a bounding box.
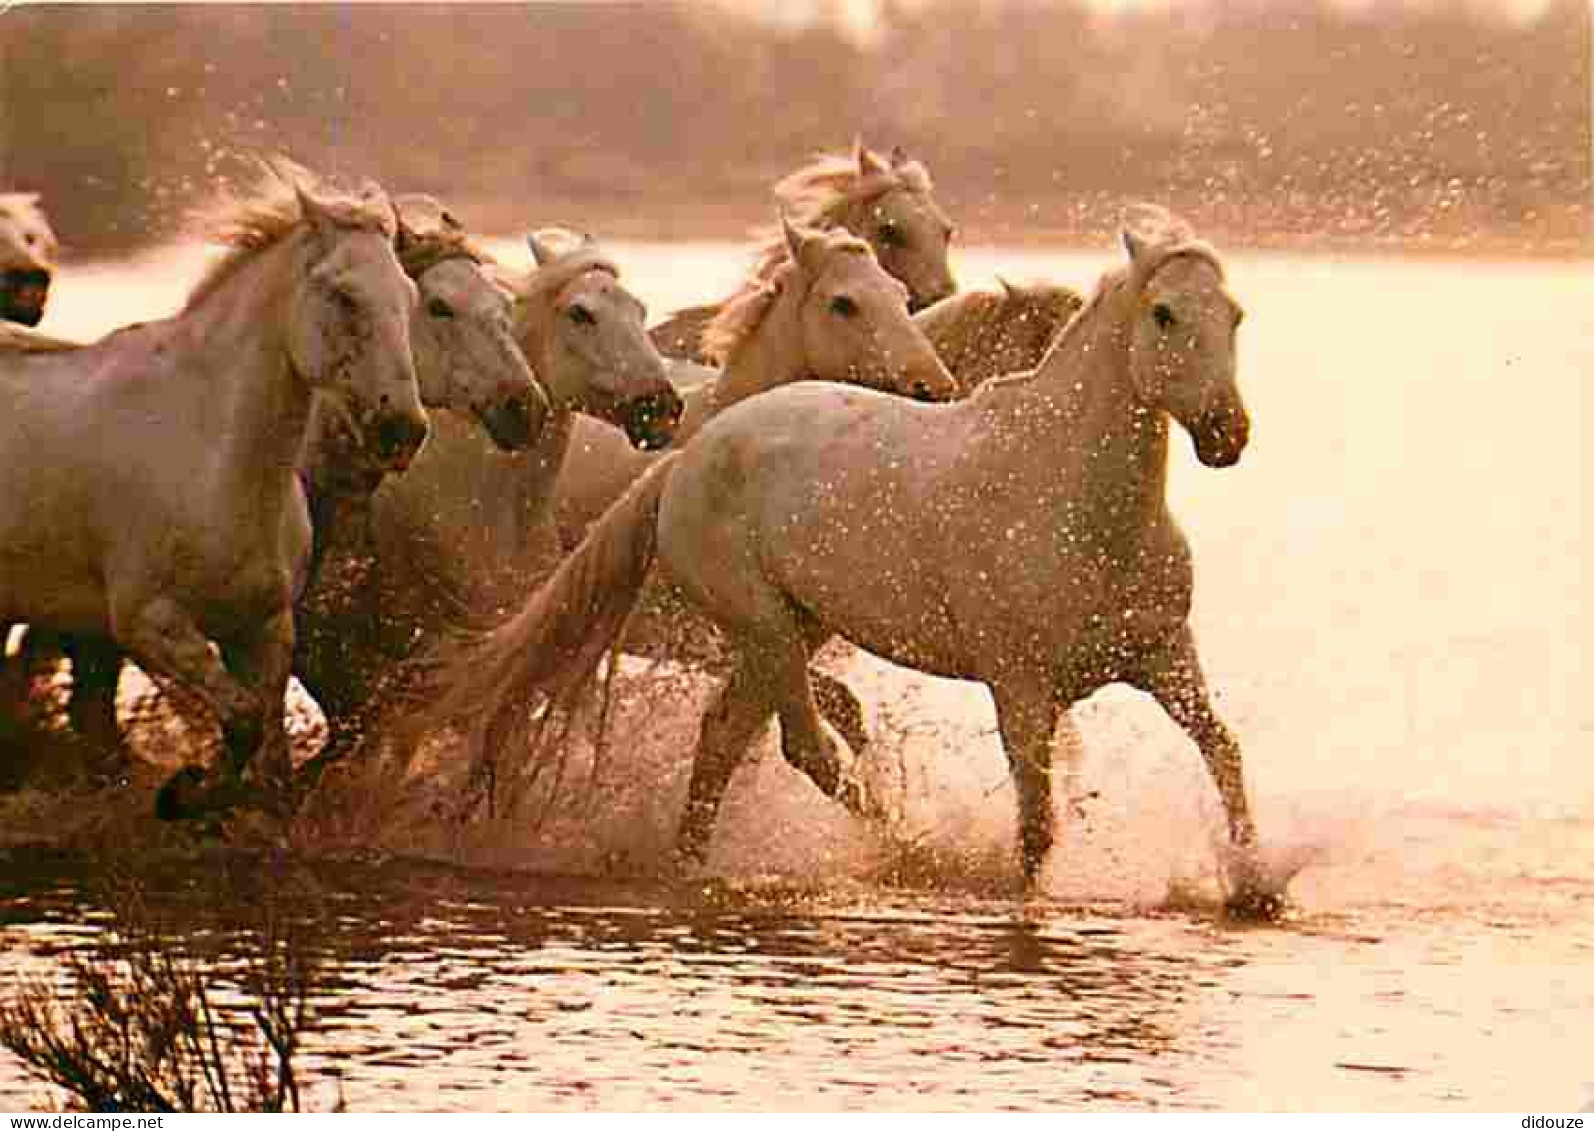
[1,243,1590,1112]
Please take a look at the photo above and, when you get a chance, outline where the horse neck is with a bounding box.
[710,289,808,418]
[175,235,312,520]
[975,286,1171,540]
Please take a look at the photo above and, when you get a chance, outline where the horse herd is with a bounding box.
[0,143,1278,914]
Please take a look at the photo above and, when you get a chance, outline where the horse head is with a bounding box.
[515,230,682,451]
[1120,206,1249,468]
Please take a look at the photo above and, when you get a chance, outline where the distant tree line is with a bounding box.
[0,0,1586,254]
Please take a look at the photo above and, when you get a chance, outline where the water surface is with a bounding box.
[1,243,1589,1112]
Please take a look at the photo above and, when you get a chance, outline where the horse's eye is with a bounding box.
[830,295,859,318]
[568,304,595,326]
[427,297,454,320]
[1152,302,1176,330]
[877,222,903,248]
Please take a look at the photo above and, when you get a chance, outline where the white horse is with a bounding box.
[35,196,549,778]
[291,229,683,773]
[0,163,429,815]
[418,208,1279,915]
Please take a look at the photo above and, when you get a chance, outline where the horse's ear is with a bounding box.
[392,199,421,249]
[441,209,465,232]
[854,138,889,178]
[997,275,1018,299]
[889,145,910,169]
[781,211,806,265]
[1121,227,1153,266]
[1121,201,1182,264]
[526,232,557,267]
[296,183,339,245]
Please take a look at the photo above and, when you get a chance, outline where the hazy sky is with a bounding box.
[752,0,1583,36]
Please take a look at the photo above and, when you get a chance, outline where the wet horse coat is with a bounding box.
[419,209,1275,913]
[0,164,429,809]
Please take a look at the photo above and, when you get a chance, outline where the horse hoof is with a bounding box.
[1220,845,1292,921]
[1223,884,1287,922]
[154,765,211,821]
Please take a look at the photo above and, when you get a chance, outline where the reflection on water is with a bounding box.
[2,246,1590,1111]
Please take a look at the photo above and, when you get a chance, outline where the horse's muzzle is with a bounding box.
[1,269,50,327]
[1191,406,1250,468]
[622,387,685,451]
[370,409,430,471]
[479,387,547,453]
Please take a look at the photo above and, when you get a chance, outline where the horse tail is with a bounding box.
[415,451,681,761]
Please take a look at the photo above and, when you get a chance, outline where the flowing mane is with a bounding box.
[700,264,789,367]
[741,144,936,288]
[917,280,1084,388]
[977,238,1226,402]
[0,192,57,270]
[511,241,620,313]
[393,193,487,279]
[184,159,397,313]
[699,230,873,366]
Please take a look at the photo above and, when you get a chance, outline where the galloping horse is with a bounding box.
[648,140,958,362]
[0,162,429,813]
[0,192,57,327]
[556,217,957,547]
[290,228,683,769]
[418,208,1275,913]
[543,219,954,762]
[45,197,550,777]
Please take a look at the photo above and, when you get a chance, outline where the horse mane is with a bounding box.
[740,145,934,290]
[978,239,1223,400]
[396,223,484,280]
[700,264,790,367]
[775,145,933,226]
[184,158,397,313]
[0,191,57,269]
[392,193,488,280]
[699,230,872,366]
[511,243,621,314]
[0,192,48,232]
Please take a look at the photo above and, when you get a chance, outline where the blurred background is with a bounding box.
[1,0,1588,258]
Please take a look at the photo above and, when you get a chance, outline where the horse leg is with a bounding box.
[677,652,777,864]
[61,635,126,775]
[990,675,1063,884]
[1053,710,1095,819]
[111,596,265,816]
[1133,625,1267,909]
[217,612,296,803]
[761,620,885,823]
[812,671,870,756]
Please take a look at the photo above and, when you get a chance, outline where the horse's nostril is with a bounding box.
[376,412,427,460]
